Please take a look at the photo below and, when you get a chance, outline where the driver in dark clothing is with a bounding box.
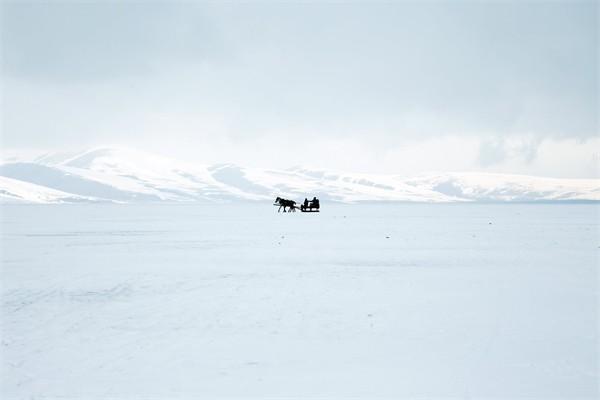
[311,197,320,209]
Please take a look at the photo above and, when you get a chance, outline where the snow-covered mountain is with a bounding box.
[1,147,598,204]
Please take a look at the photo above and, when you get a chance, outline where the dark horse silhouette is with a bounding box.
[274,197,297,212]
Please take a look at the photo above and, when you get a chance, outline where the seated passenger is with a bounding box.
[311,197,320,209]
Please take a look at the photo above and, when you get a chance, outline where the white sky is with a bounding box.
[1,1,598,178]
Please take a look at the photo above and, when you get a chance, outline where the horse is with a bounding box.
[274,197,297,212]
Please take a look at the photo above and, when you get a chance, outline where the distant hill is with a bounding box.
[1,147,598,204]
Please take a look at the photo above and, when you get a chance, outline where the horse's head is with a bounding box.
[275,197,282,203]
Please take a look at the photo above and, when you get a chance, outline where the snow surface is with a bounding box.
[0,176,100,204]
[1,147,598,203]
[1,203,598,398]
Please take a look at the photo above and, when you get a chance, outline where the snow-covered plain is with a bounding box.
[1,203,598,399]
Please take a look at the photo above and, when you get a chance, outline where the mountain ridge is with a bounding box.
[1,147,598,204]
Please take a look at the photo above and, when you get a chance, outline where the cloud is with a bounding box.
[1,1,598,177]
[1,2,223,82]
[478,136,544,167]
[478,138,509,167]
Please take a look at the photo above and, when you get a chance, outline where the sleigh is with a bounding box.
[300,204,320,212]
[274,196,320,213]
